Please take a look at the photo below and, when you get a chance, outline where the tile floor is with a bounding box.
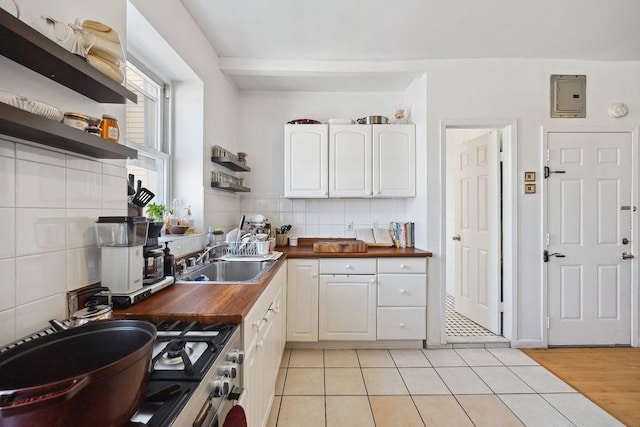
[445,294,498,339]
[266,348,623,427]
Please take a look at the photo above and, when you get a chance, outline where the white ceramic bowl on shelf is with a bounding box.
[0,89,63,122]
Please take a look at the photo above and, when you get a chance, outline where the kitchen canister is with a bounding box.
[101,114,119,142]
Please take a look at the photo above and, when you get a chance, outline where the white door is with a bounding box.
[546,132,632,346]
[329,125,371,197]
[454,131,501,334]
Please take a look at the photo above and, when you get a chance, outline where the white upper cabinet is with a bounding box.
[284,124,329,198]
[285,124,415,198]
[329,125,372,197]
[373,125,416,197]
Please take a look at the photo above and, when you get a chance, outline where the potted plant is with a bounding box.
[145,203,166,223]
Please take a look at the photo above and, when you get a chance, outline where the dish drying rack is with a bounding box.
[226,238,275,257]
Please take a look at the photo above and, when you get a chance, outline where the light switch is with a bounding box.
[550,75,586,118]
[525,184,536,194]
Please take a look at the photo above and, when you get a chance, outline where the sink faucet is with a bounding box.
[195,243,227,265]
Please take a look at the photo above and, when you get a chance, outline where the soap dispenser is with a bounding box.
[163,242,175,277]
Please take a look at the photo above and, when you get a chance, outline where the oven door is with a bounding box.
[211,387,247,427]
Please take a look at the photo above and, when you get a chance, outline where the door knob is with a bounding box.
[622,237,629,245]
[452,234,461,241]
[621,252,634,260]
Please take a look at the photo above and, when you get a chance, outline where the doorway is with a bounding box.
[443,121,517,345]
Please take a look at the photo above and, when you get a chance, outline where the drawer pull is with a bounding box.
[345,264,352,269]
[400,289,406,294]
[400,264,406,269]
[399,323,406,328]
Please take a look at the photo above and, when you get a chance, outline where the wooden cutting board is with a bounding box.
[313,240,368,253]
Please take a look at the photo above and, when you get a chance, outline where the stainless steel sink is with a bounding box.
[176,260,275,284]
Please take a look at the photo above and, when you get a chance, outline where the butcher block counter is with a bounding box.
[114,238,431,324]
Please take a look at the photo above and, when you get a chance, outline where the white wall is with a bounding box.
[423,59,640,346]
[0,0,241,346]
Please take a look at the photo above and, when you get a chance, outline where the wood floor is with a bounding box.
[522,347,640,426]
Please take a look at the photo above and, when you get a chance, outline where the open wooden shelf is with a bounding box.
[0,9,136,104]
[211,156,251,172]
[211,182,251,192]
[0,103,137,159]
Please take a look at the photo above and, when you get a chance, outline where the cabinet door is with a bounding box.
[373,125,415,197]
[287,259,319,341]
[242,327,261,427]
[284,124,328,198]
[319,274,376,340]
[329,125,372,197]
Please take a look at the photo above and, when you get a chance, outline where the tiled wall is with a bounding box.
[240,195,409,237]
[0,138,128,347]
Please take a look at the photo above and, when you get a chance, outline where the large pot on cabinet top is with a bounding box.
[0,320,156,427]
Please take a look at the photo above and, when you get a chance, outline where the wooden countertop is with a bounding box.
[279,237,432,258]
[114,239,431,324]
[114,256,288,324]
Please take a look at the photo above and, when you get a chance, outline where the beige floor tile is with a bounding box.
[498,394,574,426]
[283,368,325,395]
[541,393,625,427]
[509,366,575,393]
[357,349,395,367]
[289,349,324,367]
[277,395,325,427]
[326,395,375,427]
[455,348,503,366]
[266,395,281,427]
[390,349,431,367]
[399,367,451,395]
[487,348,539,366]
[472,366,534,394]
[435,367,493,394]
[362,367,408,395]
[281,348,291,367]
[413,395,474,426]
[325,349,360,367]
[457,395,524,427]
[275,368,286,395]
[423,349,467,366]
[369,395,424,427]
[325,368,367,395]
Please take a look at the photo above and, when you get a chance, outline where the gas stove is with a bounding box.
[129,320,245,427]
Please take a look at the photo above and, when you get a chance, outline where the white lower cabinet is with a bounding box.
[286,256,427,343]
[319,274,377,341]
[287,259,319,342]
[377,257,427,340]
[243,262,286,427]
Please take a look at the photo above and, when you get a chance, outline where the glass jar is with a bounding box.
[100,115,119,142]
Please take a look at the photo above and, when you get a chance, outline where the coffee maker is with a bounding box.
[95,216,174,308]
[143,221,165,285]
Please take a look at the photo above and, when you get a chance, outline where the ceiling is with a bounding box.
[181,0,640,91]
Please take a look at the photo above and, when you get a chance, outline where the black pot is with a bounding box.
[0,320,156,427]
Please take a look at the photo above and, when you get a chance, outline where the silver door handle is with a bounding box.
[452,234,461,241]
[621,252,634,260]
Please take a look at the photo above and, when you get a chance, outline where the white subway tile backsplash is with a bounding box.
[16,160,66,208]
[372,199,397,211]
[16,144,65,167]
[16,209,66,256]
[67,169,102,209]
[66,246,101,290]
[240,197,253,213]
[267,197,279,212]
[0,208,15,259]
[0,139,15,157]
[0,157,15,207]
[345,199,371,212]
[0,309,16,347]
[66,209,101,249]
[254,198,267,212]
[16,293,66,339]
[0,259,16,311]
[279,198,292,212]
[306,200,320,212]
[102,174,126,210]
[292,200,306,212]
[66,156,102,173]
[101,159,127,175]
[16,251,66,305]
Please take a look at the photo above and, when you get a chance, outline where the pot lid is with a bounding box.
[73,300,112,320]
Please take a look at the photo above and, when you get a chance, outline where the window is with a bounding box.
[125,60,170,205]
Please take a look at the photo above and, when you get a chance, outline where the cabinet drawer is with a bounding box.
[377,257,426,274]
[377,307,426,340]
[319,258,376,275]
[378,274,426,306]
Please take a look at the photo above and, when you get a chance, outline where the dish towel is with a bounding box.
[223,405,247,427]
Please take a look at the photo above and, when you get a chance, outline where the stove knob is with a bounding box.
[213,376,231,397]
[227,348,245,364]
[219,362,239,378]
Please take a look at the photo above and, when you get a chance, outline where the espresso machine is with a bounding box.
[95,216,174,308]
